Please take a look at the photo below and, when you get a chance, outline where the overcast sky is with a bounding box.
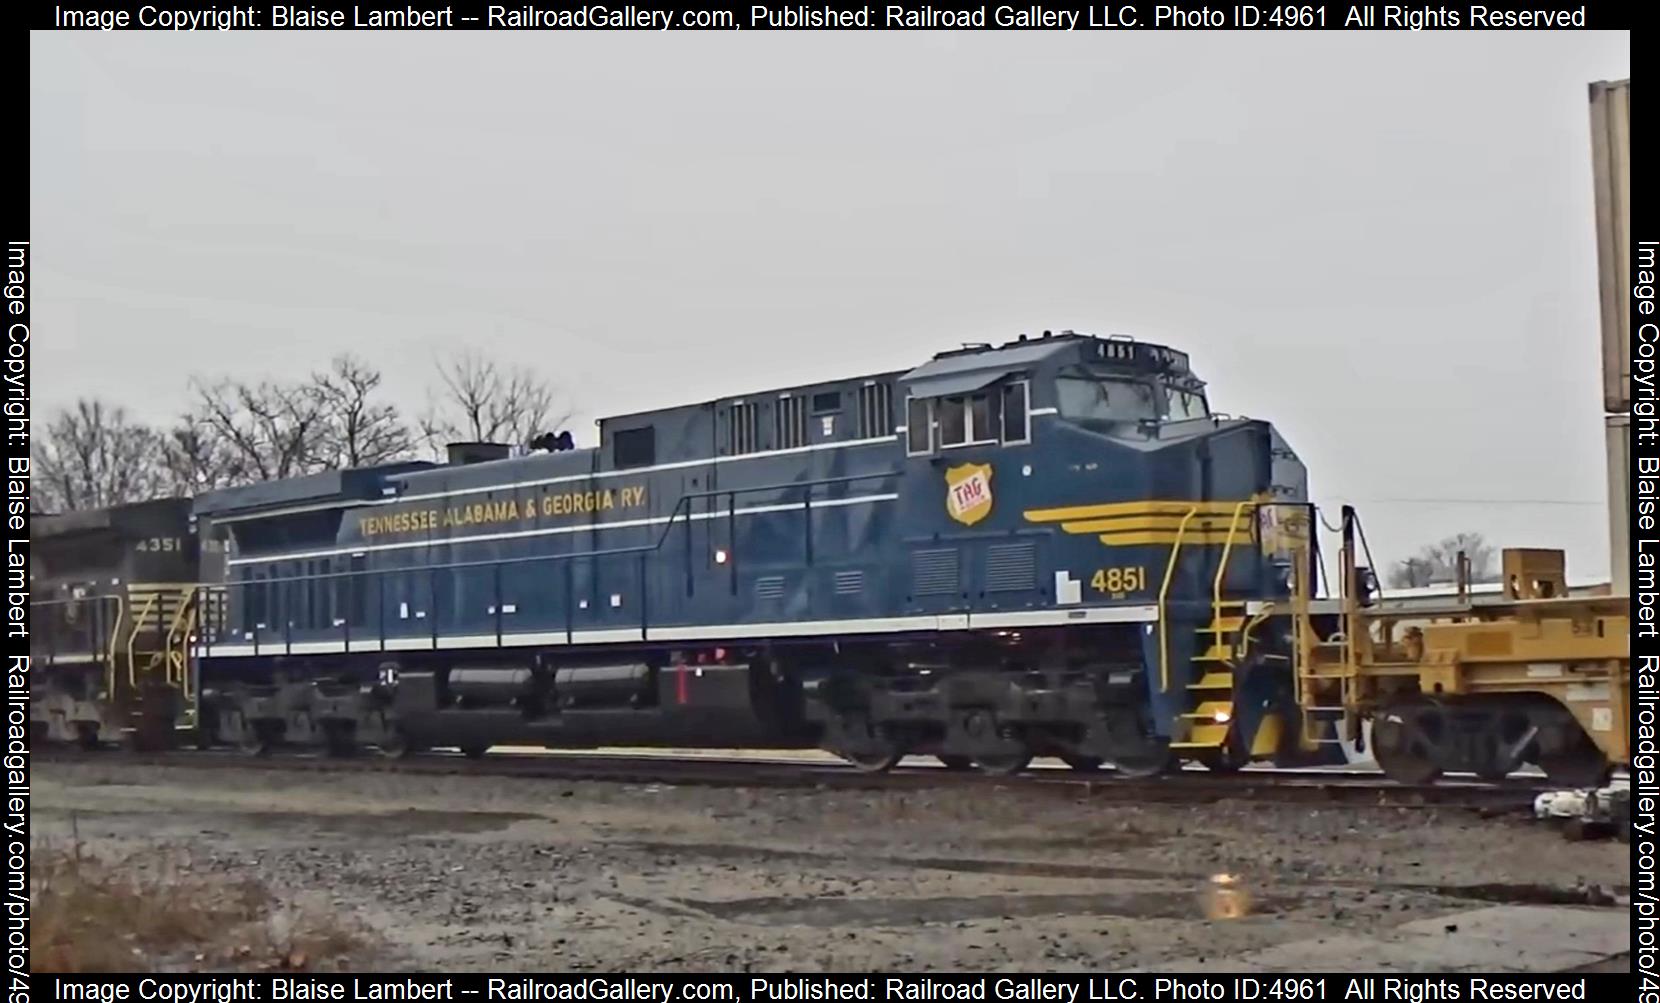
[30,30,1630,579]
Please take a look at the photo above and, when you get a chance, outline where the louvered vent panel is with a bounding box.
[834,571,864,595]
[755,576,785,601]
[911,549,960,597]
[985,543,1037,593]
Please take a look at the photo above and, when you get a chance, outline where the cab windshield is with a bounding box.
[1056,377,1160,423]
[1165,386,1209,420]
[1056,376,1210,423]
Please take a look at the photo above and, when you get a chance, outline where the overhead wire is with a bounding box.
[1322,497,1601,507]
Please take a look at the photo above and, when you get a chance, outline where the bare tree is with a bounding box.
[420,350,571,455]
[1387,556,1438,589]
[1388,532,1500,589]
[188,376,332,482]
[37,355,557,513]
[313,354,415,468]
[31,399,165,512]
[1427,531,1498,582]
[155,419,246,496]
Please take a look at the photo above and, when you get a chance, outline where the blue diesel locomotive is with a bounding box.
[187,330,1316,774]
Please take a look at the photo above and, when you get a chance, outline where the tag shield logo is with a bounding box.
[945,463,994,526]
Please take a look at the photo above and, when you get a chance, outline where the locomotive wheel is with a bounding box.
[237,724,275,757]
[936,755,975,771]
[974,754,1032,777]
[323,721,358,759]
[1372,703,1443,785]
[1090,706,1176,779]
[1112,738,1176,779]
[235,720,280,760]
[833,714,902,773]
[377,731,422,759]
[74,722,102,751]
[1060,755,1104,772]
[460,744,490,760]
[838,749,903,774]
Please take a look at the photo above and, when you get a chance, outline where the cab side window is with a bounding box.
[939,388,1006,447]
[909,380,1034,453]
[1001,381,1029,443]
[938,397,969,446]
[906,397,932,455]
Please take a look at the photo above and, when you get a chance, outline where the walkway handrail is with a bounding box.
[124,591,159,689]
[1156,505,1201,692]
[212,470,900,590]
[197,469,902,652]
[1207,499,1259,663]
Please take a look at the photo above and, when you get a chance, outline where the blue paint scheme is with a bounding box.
[1139,623,1196,740]
[193,334,1309,696]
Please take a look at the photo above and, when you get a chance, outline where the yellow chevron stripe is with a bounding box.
[1060,515,1248,534]
[1024,499,1253,523]
[1094,531,1241,546]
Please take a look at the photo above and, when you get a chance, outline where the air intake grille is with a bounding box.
[985,543,1037,593]
[911,549,960,597]
[755,576,785,601]
[834,571,864,595]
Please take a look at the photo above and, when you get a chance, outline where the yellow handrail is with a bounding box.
[1211,500,1255,624]
[1290,541,1311,714]
[1156,505,1201,692]
[102,594,126,700]
[1237,602,1276,661]
[125,591,159,689]
[163,592,199,701]
[164,591,194,667]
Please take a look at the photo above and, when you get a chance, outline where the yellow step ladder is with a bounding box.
[1170,599,1250,752]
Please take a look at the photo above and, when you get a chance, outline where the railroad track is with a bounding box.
[34,745,1555,812]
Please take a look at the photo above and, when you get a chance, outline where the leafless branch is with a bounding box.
[312,354,415,469]
[1388,532,1500,589]
[419,350,573,456]
[31,399,165,512]
[188,376,331,482]
[156,419,247,496]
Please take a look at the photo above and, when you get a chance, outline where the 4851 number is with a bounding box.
[1090,566,1147,595]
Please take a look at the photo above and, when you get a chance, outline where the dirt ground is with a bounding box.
[33,757,1631,972]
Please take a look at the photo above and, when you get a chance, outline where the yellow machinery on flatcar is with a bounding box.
[1289,506,1629,786]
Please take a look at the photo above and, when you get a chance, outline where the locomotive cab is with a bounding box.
[891,331,1315,773]
[900,332,1212,456]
